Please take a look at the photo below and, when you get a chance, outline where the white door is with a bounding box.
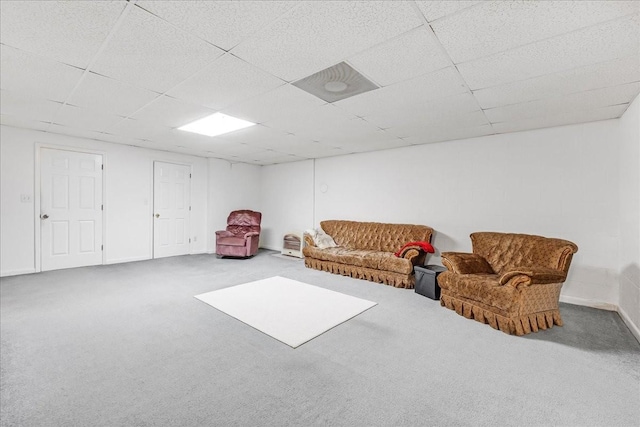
[153,162,191,258]
[40,148,103,271]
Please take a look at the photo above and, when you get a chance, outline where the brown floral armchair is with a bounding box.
[438,232,578,335]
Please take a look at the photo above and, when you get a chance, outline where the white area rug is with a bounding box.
[195,276,376,348]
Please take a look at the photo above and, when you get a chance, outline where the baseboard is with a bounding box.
[0,268,37,277]
[558,295,617,311]
[108,252,209,262]
[105,255,150,265]
[617,306,640,344]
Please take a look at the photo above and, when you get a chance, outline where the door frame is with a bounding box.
[151,160,192,259]
[34,143,107,273]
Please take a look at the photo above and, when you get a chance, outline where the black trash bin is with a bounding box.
[414,265,447,300]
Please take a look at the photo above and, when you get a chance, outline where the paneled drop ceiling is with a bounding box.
[1,1,638,165]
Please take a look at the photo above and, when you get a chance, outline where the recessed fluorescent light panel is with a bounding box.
[178,113,255,137]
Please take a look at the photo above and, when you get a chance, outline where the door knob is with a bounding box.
[41,214,49,219]
[155,213,160,218]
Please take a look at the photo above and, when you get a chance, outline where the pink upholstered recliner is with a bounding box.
[215,210,262,258]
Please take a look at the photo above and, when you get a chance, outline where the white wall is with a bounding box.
[263,119,623,306]
[258,160,315,251]
[618,95,640,337]
[207,158,262,251]
[0,126,36,275]
[0,125,208,275]
[3,108,637,321]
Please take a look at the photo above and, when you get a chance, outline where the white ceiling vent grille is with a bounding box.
[292,62,379,103]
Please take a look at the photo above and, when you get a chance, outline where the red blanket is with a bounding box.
[394,241,435,257]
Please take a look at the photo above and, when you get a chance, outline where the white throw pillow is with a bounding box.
[305,227,338,249]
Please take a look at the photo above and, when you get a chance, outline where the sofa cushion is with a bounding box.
[440,252,494,274]
[439,272,516,313]
[304,246,413,274]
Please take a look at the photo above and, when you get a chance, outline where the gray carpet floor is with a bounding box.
[1,250,639,427]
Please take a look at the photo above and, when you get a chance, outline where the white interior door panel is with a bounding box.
[40,148,103,271]
[153,162,191,258]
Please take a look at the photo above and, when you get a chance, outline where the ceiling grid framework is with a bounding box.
[0,0,638,165]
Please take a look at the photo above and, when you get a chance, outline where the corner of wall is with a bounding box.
[618,305,640,344]
[617,93,640,341]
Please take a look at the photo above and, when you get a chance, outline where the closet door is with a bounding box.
[153,161,191,258]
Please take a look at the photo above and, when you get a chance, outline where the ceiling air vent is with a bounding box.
[292,62,379,103]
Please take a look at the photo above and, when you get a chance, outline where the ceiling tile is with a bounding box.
[414,1,482,23]
[242,149,301,160]
[0,114,51,132]
[216,125,299,149]
[339,137,414,154]
[433,1,639,64]
[52,105,123,133]
[105,117,171,141]
[218,127,346,158]
[263,139,321,155]
[167,54,285,110]
[363,92,481,129]
[221,126,371,162]
[1,90,61,123]
[222,84,326,125]
[491,104,629,134]
[0,1,125,68]
[457,13,640,90]
[91,6,225,93]
[1,1,639,166]
[280,142,346,159]
[485,82,640,123]
[0,46,84,103]
[334,66,468,117]
[473,55,640,109]
[382,110,490,138]
[230,1,423,81]
[254,155,308,166]
[153,128,216,146]
[137,1,296,51]
[149,131,253,157]
[46,125,113,143]
[204,141,269,157]
[131,95,216,129]
[162,145,209,157]
[347,26,451,87]
[67,72,160,117]
[293,116,385,143]
[92,132,153,147]
[400,124,495,145]
[322,128,403,148]
[261,104,357,137]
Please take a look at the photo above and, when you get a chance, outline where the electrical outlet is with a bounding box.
[193,236,197,242]
[20,194,32,203]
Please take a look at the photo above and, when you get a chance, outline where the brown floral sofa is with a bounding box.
[438,232,578,335]
[303,220,434,289]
